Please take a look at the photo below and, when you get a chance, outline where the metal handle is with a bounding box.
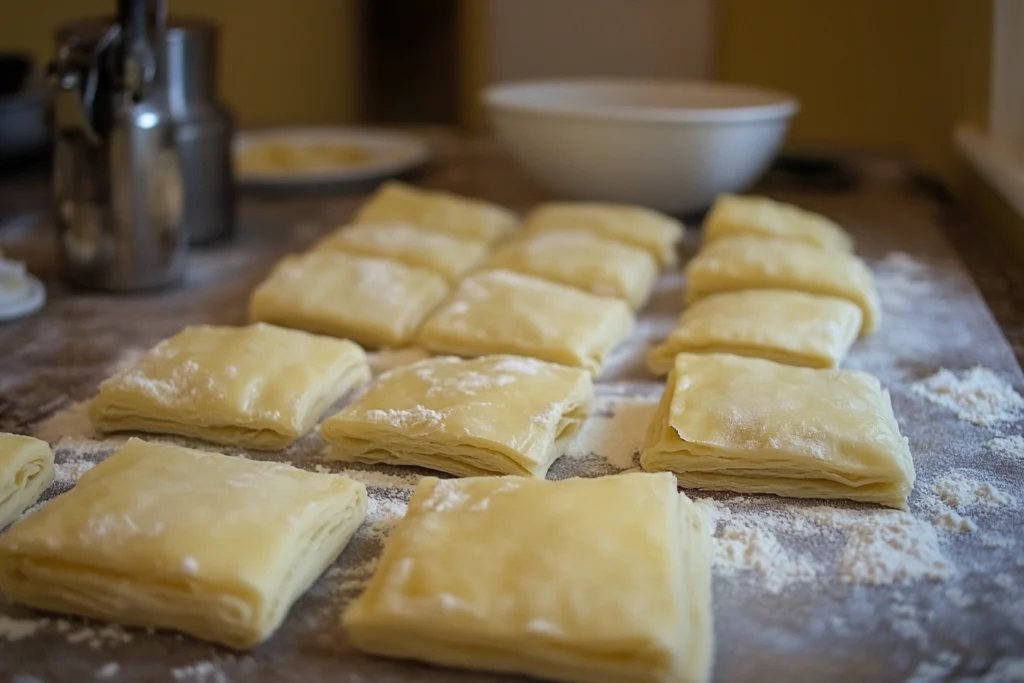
[118,0,166,100]
[49,23,120,144]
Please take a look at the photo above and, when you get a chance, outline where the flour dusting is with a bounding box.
[563,395,659,469]
[932,470,1015,510]
[911,367,1024,426]
[701,498,954,590]
[0,615,45,641]
[987,435,1024,459]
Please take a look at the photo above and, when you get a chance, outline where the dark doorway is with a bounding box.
[357,0,461,125]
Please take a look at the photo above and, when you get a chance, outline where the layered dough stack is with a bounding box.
[250,181,683,373]
[0,182,715,683]
[0,186,917,683]
[641,194,915,510]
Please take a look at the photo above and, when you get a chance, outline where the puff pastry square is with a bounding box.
[0,438,367,649]
[0,434,53,529]
[523,202,684,267]
[417,270,635,375]
[685,235,881,335]
[90,323,370,450]
[314,222,490,283]
[646,289,862,374]
[703,194,853,252]
[321,355,593,477]
[641,354,916,509]
[481,229,658,309]
[250,251,449,348]
[344,472,713,683]
[353,181,518,244]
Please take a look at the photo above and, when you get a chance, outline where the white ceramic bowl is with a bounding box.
[483,79,798,214]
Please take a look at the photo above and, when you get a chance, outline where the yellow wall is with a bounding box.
[717,0,992,182]
[0,0,358,127]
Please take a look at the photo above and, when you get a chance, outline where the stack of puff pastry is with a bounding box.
[641,194,915,511]
[247,180,688,377]
[0,181,717,683]
[0,186,921,683]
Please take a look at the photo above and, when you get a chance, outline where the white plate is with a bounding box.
[0,272,45,321]
[234,127,430,189]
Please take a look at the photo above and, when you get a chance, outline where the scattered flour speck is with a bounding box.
[987,435,1024,459]
[365,493,409,544]
[33,400,116,451]
[817,507,954,585]
[65,623,133,648]
[699,498,953,591]
[333,467,420,490]
[171,660,229,683]
[933,471,1015,510]
[96,662,120,679]
[563,396,659,470]
[0,615,45,641]
[945,586,975,609]
[931,508,978,534]
[994,573,1015,590]
[911,367,1024,426]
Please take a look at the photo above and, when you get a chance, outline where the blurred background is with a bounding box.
[0,0,986,168]
[0,1,1009,240]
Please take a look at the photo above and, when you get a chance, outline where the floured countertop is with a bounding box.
[1,138,1023,683]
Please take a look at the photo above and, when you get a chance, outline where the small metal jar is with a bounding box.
[51,8,234,292]
[166,20,234,245]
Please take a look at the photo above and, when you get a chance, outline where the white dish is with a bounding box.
[234,127,430,189]
[483,79,799,214]
[0,272,45,321]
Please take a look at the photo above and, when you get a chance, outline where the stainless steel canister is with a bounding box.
[52,7,186,291]
[51,9,234,291]
[166,20,234,244]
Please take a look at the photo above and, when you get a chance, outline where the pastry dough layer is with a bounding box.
[0,438,367,649]
[344,472,713,683]
[250,251,448,349]
[90,323,370,450]
[353,181,518,244]
[417,270,635,375]
[641,354,915,509]
[524,202,683,267]
[314,222,490,283]
[685,235,880,335]
[703,194,853,252]
[646,289,862,374]
[482,228,658,309]
[322,355,593,478]
[0,434,53,529]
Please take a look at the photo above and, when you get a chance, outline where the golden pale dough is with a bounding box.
[236,141,372,174]
[641,354,916,509]
[523,202,684,268]
[0,433,53,529]
[417,270,635,376]
[646,289,862,374]
[0,438,367,649]
[684,235,881,335]
[353,181,518,244]
[344,472,713,683]
[321,355,593,478]
[314,222,491,284]
[90,323,370,450]
[480,228,658,309]
[703,194,854,252]
[250,251,449,349]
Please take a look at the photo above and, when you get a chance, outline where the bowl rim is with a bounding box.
[482,78,799,124]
